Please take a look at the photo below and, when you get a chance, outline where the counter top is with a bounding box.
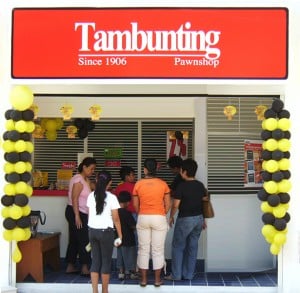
[32,189,68,196]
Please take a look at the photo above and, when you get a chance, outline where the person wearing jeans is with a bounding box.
[166,158,207,281]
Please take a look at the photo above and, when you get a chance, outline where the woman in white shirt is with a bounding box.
[87,170,122,293]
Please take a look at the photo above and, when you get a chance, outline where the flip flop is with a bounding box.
[154,281,163,287]
[140,282,147,287]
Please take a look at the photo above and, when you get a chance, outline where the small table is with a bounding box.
[16,232,61,282]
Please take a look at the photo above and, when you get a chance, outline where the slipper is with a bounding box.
[154,281,163,287]
[140,282,147,287]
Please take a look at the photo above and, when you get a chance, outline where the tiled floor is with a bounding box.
[18,259,277,289]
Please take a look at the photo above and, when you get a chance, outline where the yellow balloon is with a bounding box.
[272,205,286,218]
[278,158,290,171]
[45,119,57,131]
[264,139,278,151]
[277,179,292,193]
[277,118,291,131]
[263,181,278,194]
[22,205,31,216]
[9,205,23,220]
[263,118,278,131]
[3,229,13,241]
[5,119,15,131]
[4,162,15,174]
[12,245,22,263]
[4,183,16,195]
[25,162,33,172]
[262,224,276,239]
[14,161,27,174]
[273,232,287,245]
[25,185,33,197]
[26,121,35,133]
[15,120,27,132]
[46,131,57,141]
[24,228,31,240]
[261,202,273,213]
[25,141,34,153]
[278,139,291,152]
[270,243,281,255]
[10,85,34,111]
[1,206,11,218]
[14,140,27,153]
[265,160,279,173]
[2,140,15,152]
[15,181,28,194]
[12,227,26,241]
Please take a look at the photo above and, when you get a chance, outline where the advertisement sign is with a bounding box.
[244,139,263,188]
[167,130,188,160]
[12,8,287,79]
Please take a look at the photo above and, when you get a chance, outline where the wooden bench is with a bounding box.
[16,232,61,282]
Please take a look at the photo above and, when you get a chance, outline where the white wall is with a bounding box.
[207,194,274,272]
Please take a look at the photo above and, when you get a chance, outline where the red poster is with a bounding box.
[244,139,263,188]
[12,8,287,79]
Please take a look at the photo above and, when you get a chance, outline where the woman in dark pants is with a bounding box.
[65,157,96,275]
[87,170,122,293]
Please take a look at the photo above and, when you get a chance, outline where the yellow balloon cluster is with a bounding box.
[39,118,63,141]
[1,85,35,262]
[259,99,291,255]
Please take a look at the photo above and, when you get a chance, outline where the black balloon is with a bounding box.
[6,172,21,183]
[264,108,277,119]
[3,218,17,230]
[261,130,272,140]
[257,189,269,201]
[20,133,31,141]
[14,194,29,207]
[20,172,31,182]
[78,128,88,139]
[284,131,291,139]
[2,131,9,140]
[19,151,31,162]
[4,152,19,163]
[282,170,291,179]
[87,120,95,131]
[74,118,83,128]
[261,150,272,160]
[271,99,284,113]
[262,213,275,224]
[17,216,30,228]
[272,171,284,182]
[7,130,21,142]
[273,218,287,231]
[267,194,280,207]
[261,171,272,182]
[272,129,284,140]
[22,109,34,121]
[279,192,290,204]
[10,110,23,121]
[5,109,13,120]
[283,212,291,223]
[1,195,14,206]
[272,150,283,161]
[283,151,291,159]
[278,110,290,119]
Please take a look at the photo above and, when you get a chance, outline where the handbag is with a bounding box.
[202,197,215,218]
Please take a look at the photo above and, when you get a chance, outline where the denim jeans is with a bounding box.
[171,215,203,280]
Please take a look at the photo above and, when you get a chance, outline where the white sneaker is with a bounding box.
[118,273,125,280]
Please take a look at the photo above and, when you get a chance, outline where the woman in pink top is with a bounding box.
[65,157,96,276]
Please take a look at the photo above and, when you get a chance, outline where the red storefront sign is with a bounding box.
[12,8,288,79]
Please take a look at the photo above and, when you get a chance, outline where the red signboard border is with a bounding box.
[11,7,288,80]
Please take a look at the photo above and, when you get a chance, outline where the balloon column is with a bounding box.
[259,99,291,255]
[1,86,35,262]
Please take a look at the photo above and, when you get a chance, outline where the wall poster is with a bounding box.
[244,139,263,188]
